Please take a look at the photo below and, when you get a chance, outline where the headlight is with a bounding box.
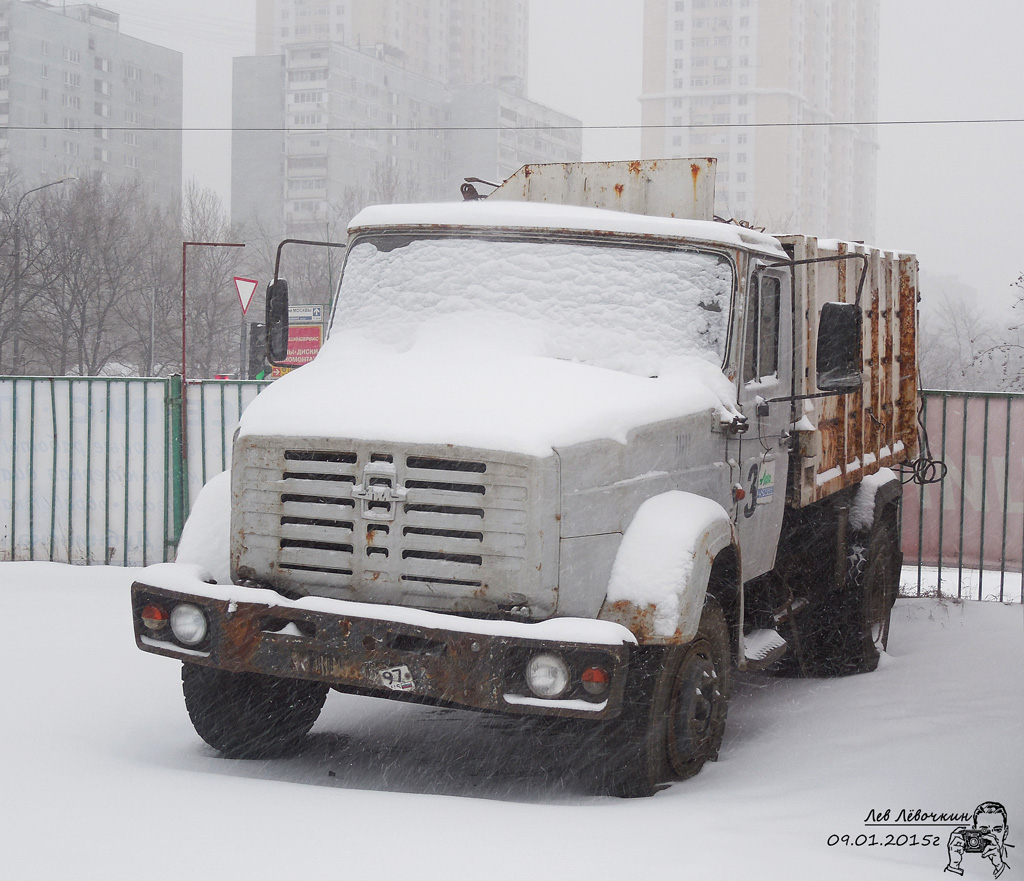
[525,652,570,699]
[170,603,208,646]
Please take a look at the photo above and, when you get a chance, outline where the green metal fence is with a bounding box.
[0,376,266,566]
[1,378,1022,601]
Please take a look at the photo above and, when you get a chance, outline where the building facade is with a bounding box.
[0,0,183,206]
[237,0,576,237]
[640,0,879,240]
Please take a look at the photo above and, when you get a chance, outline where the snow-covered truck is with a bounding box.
[130,159,918,796]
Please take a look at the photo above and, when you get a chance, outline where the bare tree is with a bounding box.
[180,181,248,378]
[24,179,156,375]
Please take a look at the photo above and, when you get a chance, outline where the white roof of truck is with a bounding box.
[348,201,788,259]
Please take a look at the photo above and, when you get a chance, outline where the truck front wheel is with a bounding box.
[598,597,731,797]
[181,664,328,759]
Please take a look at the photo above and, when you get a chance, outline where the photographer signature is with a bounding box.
[946,802,1012,878]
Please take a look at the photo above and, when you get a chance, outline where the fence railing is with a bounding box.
[900,390,1024,602]
[1,378,1021,601]
[0,376,266,566]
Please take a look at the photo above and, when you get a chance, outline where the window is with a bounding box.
[94,56,111,72]
[124,131,140,146]
[61,94,81,109]
[63,48,81,64]
[124,109,141,124]
[94,102,110,117]
[124,155,138,168]
[94,146,108,162]
[63,71,82,87]
[743,275,781,383]
[95,80,112,95]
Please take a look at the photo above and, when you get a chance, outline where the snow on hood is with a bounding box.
[238,331,738,458]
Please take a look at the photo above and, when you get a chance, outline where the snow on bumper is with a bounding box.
[131,564,635,720]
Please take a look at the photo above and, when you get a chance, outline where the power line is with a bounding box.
[4,117,1024,134]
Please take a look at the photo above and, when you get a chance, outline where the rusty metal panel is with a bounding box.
[130,581,631,720]
[779,235,919,507]
[489,158,718,221]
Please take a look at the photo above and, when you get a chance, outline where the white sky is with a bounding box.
[95,0,1024,312]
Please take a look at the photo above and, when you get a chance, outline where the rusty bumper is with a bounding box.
[131,566,633,721]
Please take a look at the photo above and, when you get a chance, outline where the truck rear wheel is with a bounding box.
[181,663,328,759]
[843,527,897,673]
[797,525,898,676]
[598,597,731,797]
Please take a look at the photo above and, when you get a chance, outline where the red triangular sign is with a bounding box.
[234,277,259,314]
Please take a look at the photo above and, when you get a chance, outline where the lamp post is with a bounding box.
[9,176,74,374]
[177,240,245,520]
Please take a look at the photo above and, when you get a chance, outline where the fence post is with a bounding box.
[167,374,185,554]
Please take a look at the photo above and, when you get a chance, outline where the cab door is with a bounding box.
[735,264,792,582]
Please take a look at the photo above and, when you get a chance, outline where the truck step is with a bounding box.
[743,628,788,671]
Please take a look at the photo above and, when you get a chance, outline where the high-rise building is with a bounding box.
[0,0,183,206]
[236,0,574,237]
[255,0,527,88]
[640,0,879,240]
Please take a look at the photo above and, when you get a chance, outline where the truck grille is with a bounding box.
[235,442,542,608]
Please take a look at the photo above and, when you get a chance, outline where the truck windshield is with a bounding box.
[332,232,734,376]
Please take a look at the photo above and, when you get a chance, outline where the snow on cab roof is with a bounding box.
[349,201,788,258]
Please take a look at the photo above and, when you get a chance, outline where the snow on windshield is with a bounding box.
[331,234,734,377]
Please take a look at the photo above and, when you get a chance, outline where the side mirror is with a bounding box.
[816,301,862,393]
[266,278,289,365]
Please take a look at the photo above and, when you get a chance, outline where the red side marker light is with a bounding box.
[141,604,169,631]
[581,667,610,696]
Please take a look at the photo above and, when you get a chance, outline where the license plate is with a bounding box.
[378,664,414,692]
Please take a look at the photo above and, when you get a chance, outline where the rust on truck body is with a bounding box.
[131,582,631,720]
[780,234,919,507]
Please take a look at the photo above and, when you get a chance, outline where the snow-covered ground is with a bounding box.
[1,562,1021,880]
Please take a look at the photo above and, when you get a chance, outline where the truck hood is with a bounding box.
[240,333,739,458]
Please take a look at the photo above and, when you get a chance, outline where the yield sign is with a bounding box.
[234,277,259,314]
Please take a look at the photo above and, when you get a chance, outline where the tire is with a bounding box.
[845,527,897,673]
[181,663,329,759]
[802,525,897,676]
[597,598,732,797]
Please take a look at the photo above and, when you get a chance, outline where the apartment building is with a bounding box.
[640,0,879,240]
[0,0,183,206]
[236,0,576,236]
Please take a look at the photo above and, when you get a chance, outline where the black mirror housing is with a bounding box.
[266,279,289,365]
[816,301,862,393]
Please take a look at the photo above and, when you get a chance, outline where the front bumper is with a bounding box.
[131,564,635,720]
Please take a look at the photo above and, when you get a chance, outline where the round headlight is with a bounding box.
[170,603,208,646]
[525,652,570,699]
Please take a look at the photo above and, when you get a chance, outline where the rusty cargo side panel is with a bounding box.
[489,158,718,221]
[781,235,919,507]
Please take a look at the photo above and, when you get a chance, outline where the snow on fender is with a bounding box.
[175,470,232,585]
[599,491,734,643]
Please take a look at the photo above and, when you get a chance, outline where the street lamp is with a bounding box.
[9,176,75,373]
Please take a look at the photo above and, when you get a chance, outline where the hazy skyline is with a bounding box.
[91,0,1024,312]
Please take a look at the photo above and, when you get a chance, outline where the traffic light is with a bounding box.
[247,323,267,380]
